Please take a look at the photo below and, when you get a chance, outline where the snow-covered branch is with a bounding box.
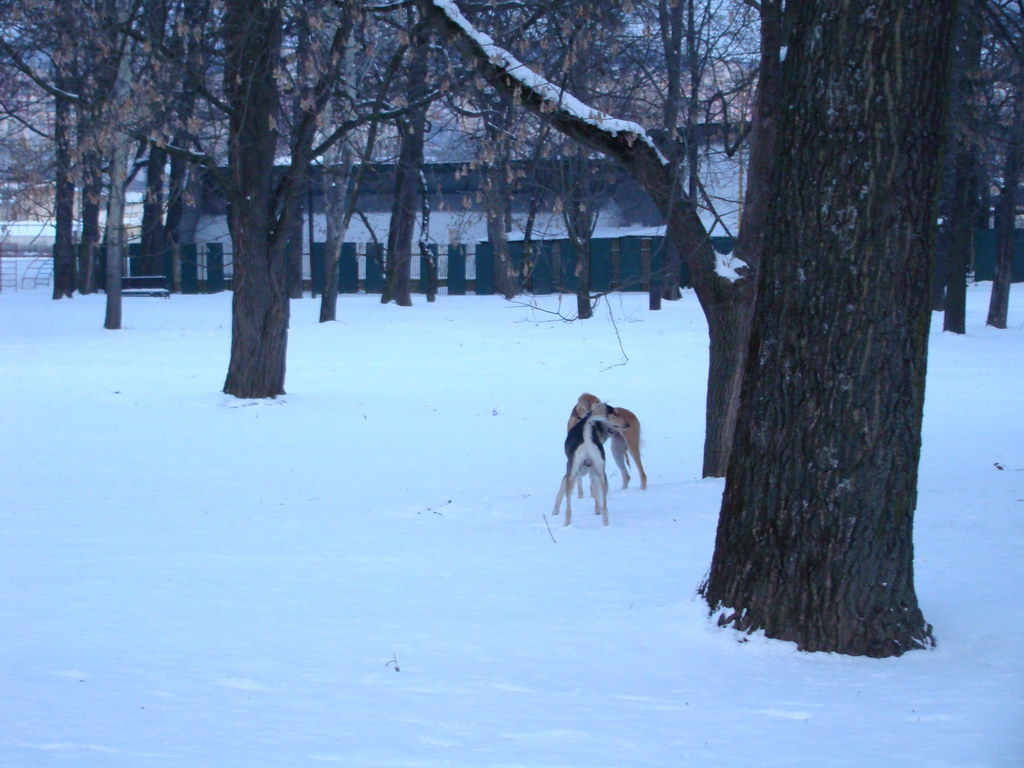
[417,0,669,172]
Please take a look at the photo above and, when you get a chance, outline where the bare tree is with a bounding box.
[416,0,751,478]
[51,1,77,298]
[102,0,136,330]
[382,9,431,307]
[988,86,1022,329]
[220,0,289,396]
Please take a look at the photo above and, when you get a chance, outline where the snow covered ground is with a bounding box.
[1,285,1021,767]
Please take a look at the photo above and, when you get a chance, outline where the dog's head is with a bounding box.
[576,392,601,416]
[589,401,631,432]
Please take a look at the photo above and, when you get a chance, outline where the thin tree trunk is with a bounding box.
[285,193,307,299]
[419,169,437,302]
[987,95,1022,330]
[321,159,353,322]
[383,18,429,307]
[78,155,103,295]
[943,147,978,334]
[701,1,783,477]
[104,138,130,330]
[52,87,76,299]
[102,0,134,329]
[164,0,208,294]
[563,152,595,319]
[164,149,188,293]
[939,2,982,334]
[139,146,167,275]
[383,116,423,307]
[485,92,519,300]
[320,22,360,323]
[703,0,955,657]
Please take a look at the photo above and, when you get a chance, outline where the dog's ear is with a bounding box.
[606,405,616,415]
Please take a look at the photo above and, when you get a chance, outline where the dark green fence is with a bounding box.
[974,229,1024,282]
[97,242,227,293]
[83,230,1024,297]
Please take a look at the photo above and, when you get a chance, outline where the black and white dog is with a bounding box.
[552,402,626,526]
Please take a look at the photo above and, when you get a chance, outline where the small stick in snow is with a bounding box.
[543,514,558,543]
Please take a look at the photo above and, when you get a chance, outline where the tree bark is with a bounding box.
[703,0,955,657]
[52,77,76,299]
[987,92,1022,330]
[285,192,307,299]
[104,137,129,330]
[102,0,134,329]
[700,1,783,477]
[139,146,167,275]
[942,147,978,334]
[320,22,360,323]
[321,158,353,322]
[78,154,103,295]
[562,152,596,319]
[222,0,288,398]
[383,18,430,308]
[484,90,519,300]
[383,115,424,307]
[937,2,982,334]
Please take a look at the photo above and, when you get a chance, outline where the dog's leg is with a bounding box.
[552,473,568,518]
[601,468,610,526]
[611,433,630,490]
[591,463,609,525]
[553,453,574,519]
[626,428,647,490]
[564,471,574,526]
[563,456,585,527]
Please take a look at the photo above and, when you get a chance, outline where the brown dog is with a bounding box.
[567,393,647,495]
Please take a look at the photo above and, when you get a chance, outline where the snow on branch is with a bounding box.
[422,0,667,166]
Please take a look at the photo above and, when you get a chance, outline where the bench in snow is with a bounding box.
[122,275,170,298]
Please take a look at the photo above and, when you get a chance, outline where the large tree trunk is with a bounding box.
[222,0,288,398]
[987,93,1022,330]
[703,0,955,657]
